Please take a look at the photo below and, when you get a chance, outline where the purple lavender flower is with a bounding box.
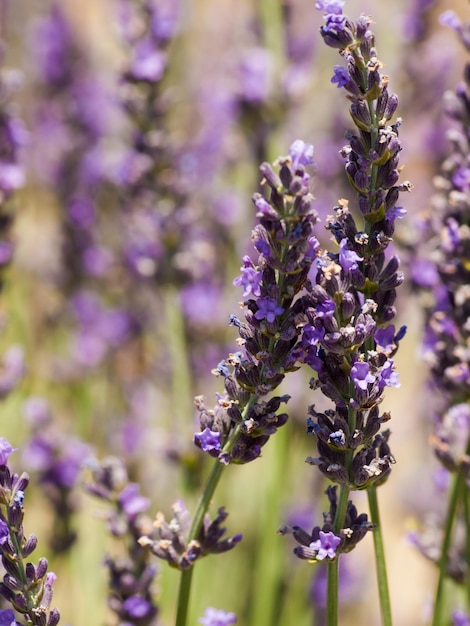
[0,439,15,467]
[194,141,319,465]
[0,440,61,625]
[139,501,242,570]
[199,608,237,626]
[453,610,470,626]
[309,530,341,561]
[118,484,150,519]
[194,428,222,454]
[331,65,349,89]
[84,457,158,624]
[289,140,315,169]
[122,595,153,620]
[350,362,375,392]
[233,257,262,297]
[254,297,285,323]
[0,610,17,626]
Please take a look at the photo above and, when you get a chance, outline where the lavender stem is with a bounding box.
[368,485,393,626]
[431,465,467,626]
[326,558,339,626]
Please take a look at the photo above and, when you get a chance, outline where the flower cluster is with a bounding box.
[138,501,242,570]
[22,397,90,554]
[32,3,112,284]
[277,3,410,565]
[84,457,158,625]
[193,139,319,464]
[117,0,186,283]
[279,485,373,561]
[415,12,470,472]
[0,439,60,626]
[297,2,410,495]
[0,56,26,291]
[409,11,470,607]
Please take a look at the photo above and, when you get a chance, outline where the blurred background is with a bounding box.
[1,0,469,624]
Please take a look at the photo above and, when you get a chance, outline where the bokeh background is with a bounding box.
[1,0,470,624]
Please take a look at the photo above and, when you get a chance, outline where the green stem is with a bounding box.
[367,485,393,626]
[175,420,247,626]
[175,457,226,626]
[326,558,339,626]
[326,483,351,626]
[463,483,470,608]
[431,469,465,626]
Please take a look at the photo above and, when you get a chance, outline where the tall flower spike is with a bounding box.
[283,12,408,626]
[193,140,319,465]
[84,457,158,626]
[410,13,470,625]
[298,3,409,495]
[0,439,60,626]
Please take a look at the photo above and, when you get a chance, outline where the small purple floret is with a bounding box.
[118,483,150,518]
[289,139,315,169]
[254,297,284,323]
[331,65,349,88]
[439,10,462,33]
[0,438,15,466]
[309,530,341,560]
[233,257,262,297]
[350,361,375,391]
[339,239,362,272]
[122,595,153,619]
[194,428,222,452]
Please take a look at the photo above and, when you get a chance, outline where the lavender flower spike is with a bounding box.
[0,439,60,626]
[195,140,319,466]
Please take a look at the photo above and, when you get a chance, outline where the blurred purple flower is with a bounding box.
[0,438,15,467]
[118,483,150,518]
[453,610,470,626]
[122,595,153,619]
[238,47,273,103]
[289,139,315,169]
[0,609,17,626]
[131,39,167,81]
[0,346,24,398]
[199,608,237,626]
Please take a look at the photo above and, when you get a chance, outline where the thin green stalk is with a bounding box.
[326,483,351,626]
[431,469,465,626]
[175,419,248,626]
[367,485,393,626]
[248,423,290,626]
[175,457,226,626]
[326,558,339,626]
[463,483,470,608]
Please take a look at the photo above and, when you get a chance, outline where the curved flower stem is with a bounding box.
[367,485,393,626]
[175,457,226,626]
[431,467,466,626]
[175,419,248,626]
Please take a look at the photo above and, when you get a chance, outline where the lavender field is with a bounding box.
[0,0,469,625]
